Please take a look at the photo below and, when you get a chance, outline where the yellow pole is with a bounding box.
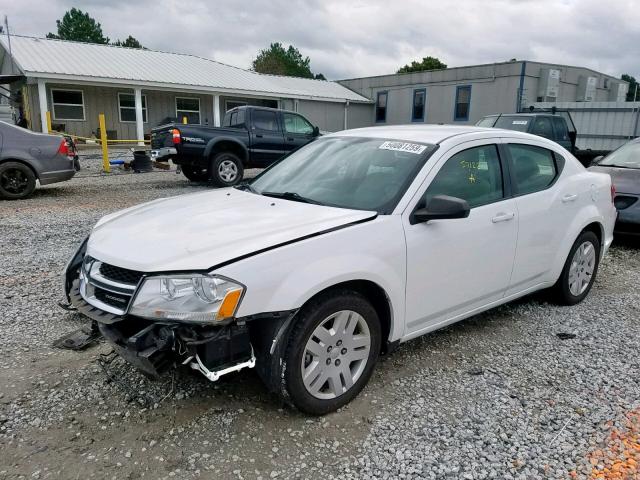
[45,111,52,133]
[182,116,187,124]
[99,113,110,173]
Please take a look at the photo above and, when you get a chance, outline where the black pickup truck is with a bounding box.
[151,106,319,186]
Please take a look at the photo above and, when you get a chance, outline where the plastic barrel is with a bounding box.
[132,150,153,173]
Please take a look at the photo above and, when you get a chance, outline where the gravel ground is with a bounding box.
[1,151,639,479]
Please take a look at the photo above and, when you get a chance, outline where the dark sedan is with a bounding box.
[0,121,77,200]
[589,138,640,236]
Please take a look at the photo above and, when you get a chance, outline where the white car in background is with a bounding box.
[63,125,616,415]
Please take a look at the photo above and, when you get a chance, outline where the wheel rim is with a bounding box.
[568,241,596,296]
[218,160,238,183]
[1,168,29,194]
[301,310,371,400]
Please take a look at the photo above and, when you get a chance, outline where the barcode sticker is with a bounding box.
[378,141,427,154]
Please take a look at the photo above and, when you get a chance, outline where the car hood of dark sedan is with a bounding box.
[589,165,640,194]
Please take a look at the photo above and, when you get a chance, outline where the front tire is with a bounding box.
[552,230,600,305]
[280,290,381,415]
[0,162,36,200]
[209,152,243,188]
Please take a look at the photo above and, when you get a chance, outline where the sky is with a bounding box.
[2,0,639,80]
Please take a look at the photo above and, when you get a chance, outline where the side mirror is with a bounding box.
[312,126,320,137]
[590,155,604,166]
[411,195,470,224]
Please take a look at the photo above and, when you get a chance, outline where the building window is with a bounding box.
[412,88,426,122]
[376,91,388,123]
[454,85,471,121]
[225,100,247,111]
[51,89,85,121]
[176,97,201,124]
[118,93,147,123]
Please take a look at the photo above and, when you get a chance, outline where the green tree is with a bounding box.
[46,8,109,44]
[252,43,325,79]
[397,56,447,74]
[112,35,144,49]
[621,74,639,101]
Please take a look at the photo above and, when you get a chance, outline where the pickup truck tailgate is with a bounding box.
[151,126,174,149]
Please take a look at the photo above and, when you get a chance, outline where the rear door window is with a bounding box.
[552,117,569,141]
[530,117,554,139]
[252,110,279,131]
[507,144,558,195]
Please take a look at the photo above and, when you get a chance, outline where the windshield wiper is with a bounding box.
[261,191,324,205]
[604,164,635,169]
[233,183,258,193]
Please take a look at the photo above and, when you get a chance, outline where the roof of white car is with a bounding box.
[331,125,535,144]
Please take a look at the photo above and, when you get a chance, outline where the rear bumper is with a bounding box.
[39,168,76,185]
[150,147,177,161]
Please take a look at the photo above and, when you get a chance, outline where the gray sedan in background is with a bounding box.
[589,138,640,236]
[0,121,77,200]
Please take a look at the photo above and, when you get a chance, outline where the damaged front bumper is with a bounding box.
[62,243,295,388]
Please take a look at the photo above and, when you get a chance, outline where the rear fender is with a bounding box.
[203,137,249,163]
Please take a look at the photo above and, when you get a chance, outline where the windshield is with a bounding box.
[598,141,640,169]
[250,136,437,213]
[493,116,531,132]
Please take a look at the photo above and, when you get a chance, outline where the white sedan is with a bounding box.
[63,125,616,415]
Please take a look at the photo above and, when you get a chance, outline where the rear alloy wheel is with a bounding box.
[552,230,600,305]
[0,162,36,200]
[281,290,381,415]
[181,165,209,182]
[209,152,243,188]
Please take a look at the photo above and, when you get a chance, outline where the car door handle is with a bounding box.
[562,194,578,203]
[491,212,515,223]
[286,137,294,141]
[255,134,263,138]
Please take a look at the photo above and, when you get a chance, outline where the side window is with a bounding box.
[507,144,557,195]
[425,145,504,208]
[252,110,279,131]
[531,117,553,139]
[453,86,471,121]
[283,113,314,135]
[552,117,568,141]
[412,89,426,122]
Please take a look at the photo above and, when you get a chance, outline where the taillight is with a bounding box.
[57,139,69,156]
[611,184,616,204]
[172,128,181,144]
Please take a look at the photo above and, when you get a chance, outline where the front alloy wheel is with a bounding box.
[281,290,381,415]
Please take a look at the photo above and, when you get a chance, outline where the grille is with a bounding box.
[99,262,144,285]
[94,287,131,309]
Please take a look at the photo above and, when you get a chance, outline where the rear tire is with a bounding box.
[0,162,36,200]
[279,290,381,415]
[551,230,600,305]
[182,165,209,182]
[209,152,243,188]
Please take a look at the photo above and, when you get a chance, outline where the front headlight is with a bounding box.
[129,274,244,324]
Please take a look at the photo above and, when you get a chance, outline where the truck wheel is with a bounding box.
[182,166,209,182]
[279,290,381,415]
[209,152,243,188]
[0,162,37,200]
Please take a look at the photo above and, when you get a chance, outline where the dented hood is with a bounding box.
[87,188,376,272]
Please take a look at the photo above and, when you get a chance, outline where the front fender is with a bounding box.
[215,216,406,342]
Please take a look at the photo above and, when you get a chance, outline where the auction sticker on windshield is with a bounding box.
[379,141,427,155]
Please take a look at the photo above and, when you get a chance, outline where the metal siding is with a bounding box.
[347,103,374,129]
[297,100,345,132]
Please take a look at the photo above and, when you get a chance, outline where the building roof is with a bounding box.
[0,35,369,103]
